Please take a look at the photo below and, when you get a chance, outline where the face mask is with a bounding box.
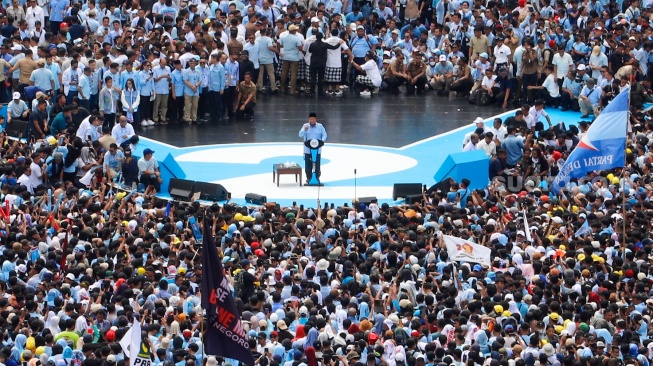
[429,61,436,66]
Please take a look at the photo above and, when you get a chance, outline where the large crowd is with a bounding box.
[1,2,653,366]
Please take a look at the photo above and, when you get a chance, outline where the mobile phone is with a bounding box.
[300,204,304,211]
[292,201,296,207]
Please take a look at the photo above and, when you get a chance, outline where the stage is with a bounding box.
[133,94,591,207]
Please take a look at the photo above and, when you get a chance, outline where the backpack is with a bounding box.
[233,270,245,298]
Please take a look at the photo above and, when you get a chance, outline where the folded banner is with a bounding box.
[442,234,491,266]
[201,219,254,366]
[552,88,629,193]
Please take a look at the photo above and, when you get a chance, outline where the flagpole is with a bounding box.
[622,88,630,259]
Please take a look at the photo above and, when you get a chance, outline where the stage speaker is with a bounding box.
[356,197,377,205]
[168,178,195,201]
[4,120,28,138]
[193,181,230,202]
[426,179,453,195]
[392,183,423,200]
[405,194,423,204]
[245,193,267,205]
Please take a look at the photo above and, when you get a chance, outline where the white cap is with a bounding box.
[517,230,525,237]
[474,117,484,124]
[12,92,20,99]
[577,64,587,71]
[439,55,446,61]
[311,17,320,22]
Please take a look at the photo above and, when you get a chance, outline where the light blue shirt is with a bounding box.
[90,70,99,95]
[153,65,171,95]
[502,134,524,166]
[29,68,54,91]
[120,70,139,90]
[258,36,275,65]
[225,60,239,87]
[138,70,155,96]
[208,63,226,92]
[50,0,67,22]
[182,67,201,96]
[580,85,601,105]
[433,61,453,75]
[280,33,303,62]
[105,150,124,170]
[171,69,185,96]
[349,34,378,58]
[78,73,92,100]
[298,122,328,154]
[9,54,24,79]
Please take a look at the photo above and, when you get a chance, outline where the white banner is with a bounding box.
[119,319,153,366]
[442,235,492,266]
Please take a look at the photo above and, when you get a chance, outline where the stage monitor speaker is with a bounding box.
[392,183,423,200]
[193,181,230,202]
[356,197,377,205]
[245,193,267,205]
[4,120,28,138]
[405,194,423,204]
[426,179,453,195]
[168,178,195,201]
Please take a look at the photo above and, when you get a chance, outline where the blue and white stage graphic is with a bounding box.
[133,107,598,206]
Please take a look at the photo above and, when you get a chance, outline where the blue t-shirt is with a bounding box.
[280,34,303,62]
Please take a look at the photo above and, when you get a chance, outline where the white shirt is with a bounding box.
[529,106,549,124]
[76,115,93,140]
[29,161,42,189]
[111,123,135,145]
[361,59,382,87]
[488,125,507,143]
[552,52,573,79]
[481,74,497,89]
[541,73,560,97]
[25,5,44,31]
[476,139,496,157]
[462,140,478,152]
[494,44,511,64]
[325,36,347,68]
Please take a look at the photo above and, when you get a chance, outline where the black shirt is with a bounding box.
[309,39,342,68]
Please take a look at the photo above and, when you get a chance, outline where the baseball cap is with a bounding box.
[12,92,20,99]
[439,55,446,61]
[143,148,154,155]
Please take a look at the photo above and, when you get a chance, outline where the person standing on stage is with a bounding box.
[298,112,327,185]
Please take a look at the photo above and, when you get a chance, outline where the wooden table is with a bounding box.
[273,164,302,187]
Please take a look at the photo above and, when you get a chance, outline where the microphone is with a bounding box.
[354,169,357,204]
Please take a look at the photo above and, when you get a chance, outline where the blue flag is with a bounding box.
[574,220,590,238]
[201,219,254,366]
[552,89,629,193]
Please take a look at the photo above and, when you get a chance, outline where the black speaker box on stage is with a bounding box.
[392,183,423,200]
[245,193,267,205]
[356,197,377,205]
[426,179,452,195]
[193,181,230,202]
[4,120,28,138]
[168,178,195,201]
[405,194,423,204]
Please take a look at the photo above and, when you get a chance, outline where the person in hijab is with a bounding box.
[11,335,27,362]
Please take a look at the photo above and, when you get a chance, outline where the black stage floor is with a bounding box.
[138,93,493,148]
